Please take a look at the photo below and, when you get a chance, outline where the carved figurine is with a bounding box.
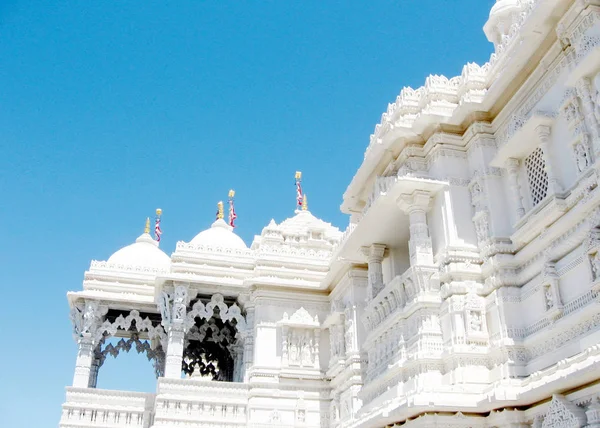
[469,312,482,332]
[575,143,589,172]
[545,287,554,310]
[591,252,600,281]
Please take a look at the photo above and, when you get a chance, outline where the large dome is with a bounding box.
[107,232,171,269]
[190,219,248,249]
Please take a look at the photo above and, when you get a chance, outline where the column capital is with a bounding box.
[396,190,432,214]
[535,124,552,142]
[360,243,386,262]
[505,157,520,170]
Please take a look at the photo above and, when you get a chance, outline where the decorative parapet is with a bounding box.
[175,241,254,257]
[256,244,332,260]
[364,62,490,161]
[59,387,155,428]
[153,378,249,427]
[88,260,169,275]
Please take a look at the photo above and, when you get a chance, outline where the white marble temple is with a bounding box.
[60,1,600,427]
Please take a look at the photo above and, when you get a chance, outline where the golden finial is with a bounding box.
[217,201,224,219]
[302,194,308,211]
[228,189,235,198]
[156,208,162,216]
[144,217,151,233]
[295,171,302,180]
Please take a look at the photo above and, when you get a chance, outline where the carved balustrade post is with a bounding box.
[505,158,526,220]
[163,284,189,378]
[361,244,386,300]
[576,77,600,156]
[397,191,433,266]
[536,125,561,195]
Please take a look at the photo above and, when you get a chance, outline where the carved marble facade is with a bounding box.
[61,1,600,427]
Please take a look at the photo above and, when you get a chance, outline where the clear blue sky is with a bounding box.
[0,1,494,426]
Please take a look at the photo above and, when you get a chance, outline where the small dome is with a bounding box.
[483,0,521,43]
[107,232,171,269]
[279,210,341,237]
[489,0,520,18]
[190,219,248,249]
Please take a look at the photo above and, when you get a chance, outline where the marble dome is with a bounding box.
[107,232,171,269]
[190,218,248,249]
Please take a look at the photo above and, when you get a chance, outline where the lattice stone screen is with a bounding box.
[525,147,548,206]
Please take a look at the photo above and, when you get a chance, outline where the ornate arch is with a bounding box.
[184,293,247,332]
[97,333,165,377]
[94,309,167,349]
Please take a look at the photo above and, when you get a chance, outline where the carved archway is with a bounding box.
[181,294,246,382]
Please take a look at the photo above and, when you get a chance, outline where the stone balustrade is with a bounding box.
[362,266,439,333]
[152,378,249,427]
[59,387,155,428]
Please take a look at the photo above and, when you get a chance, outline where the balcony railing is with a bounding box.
[59,387,155,428]
[152,378,249,427]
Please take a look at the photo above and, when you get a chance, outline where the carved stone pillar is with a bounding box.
[164,284,188,378]
[361,244,386,300]
[70,300,106,388]
[536,125,561,195]
[229,341,245,382]
[88,355,100,388]
[506,158,525,219]
[397,191,433,266]
[576,77,600,155]
[73,334,96,387]
[243,306,255,378]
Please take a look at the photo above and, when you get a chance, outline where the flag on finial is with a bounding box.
[144,217,151,234]
[216,201,225,220]
[228,190,237,228]
[302,194,308,211]
[295,171,303,209]
[154,208,163,242]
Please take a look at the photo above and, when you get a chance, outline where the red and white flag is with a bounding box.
[154,216,162,242]
[229,199,237,228]
[228,190,237,228]
[154,209,163,242]
[295,174,303,208]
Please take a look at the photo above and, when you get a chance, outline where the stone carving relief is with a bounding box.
[280,307,320,370]
[561,90,594,174]
[586,228,600,290]
[542,262,563,319]
[590,251,600,282]
[540,394,587,428]
[285,329,316,367]
[70,300,108,340]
